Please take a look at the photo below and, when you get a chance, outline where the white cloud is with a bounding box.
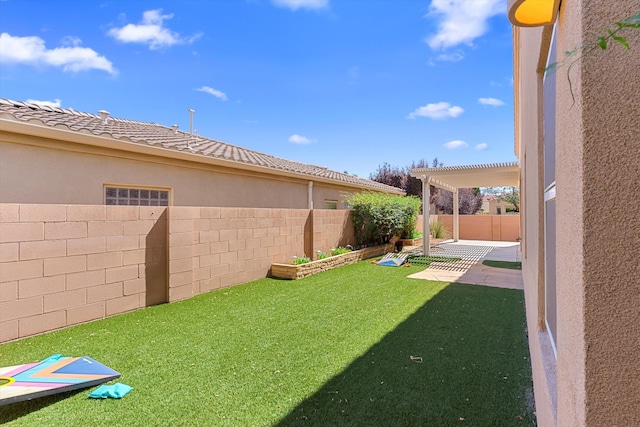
[289,134,312,144]
[271,0,329,11]
[197,86,228,101]
[407,102,464,120]
[108,9,201,50]
[0,33,116,74]
[478,97,505,106]
[26,98,62,108]
[444,140,468,149]
[425,0,504,50]
[435,51,464,62]
[475,142,489,150]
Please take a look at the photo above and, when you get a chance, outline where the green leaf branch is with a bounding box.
[546,11,640,103]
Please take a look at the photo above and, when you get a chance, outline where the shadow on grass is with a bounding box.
[0,389,84,424]
[275,283,535,426]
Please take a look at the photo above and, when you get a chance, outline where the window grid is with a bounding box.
[105,187,169,206]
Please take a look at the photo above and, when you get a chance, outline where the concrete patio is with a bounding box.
[406,240,523,290]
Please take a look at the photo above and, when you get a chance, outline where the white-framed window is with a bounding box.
[105,186,170,206]
[324,200,338,210]
[543,24,558,358]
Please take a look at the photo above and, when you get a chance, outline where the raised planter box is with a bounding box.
[271,243,394,280]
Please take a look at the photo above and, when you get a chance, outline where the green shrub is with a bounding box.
[346,192,422,246]
[316,251,329,260]
[429,220,450,239]
[330,247,351,256]
[292,255,311,265]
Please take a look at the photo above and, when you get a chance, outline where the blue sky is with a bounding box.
[0,0,516,179]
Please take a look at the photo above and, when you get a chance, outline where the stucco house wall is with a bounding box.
[514,0,640,425]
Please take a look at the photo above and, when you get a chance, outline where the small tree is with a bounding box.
[499,187,520,212]
[347,192,422,246]
[432,188,483,215]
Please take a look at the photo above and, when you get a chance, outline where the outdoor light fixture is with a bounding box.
[508,0,561,27]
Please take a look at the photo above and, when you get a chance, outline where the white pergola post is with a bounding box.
[453,188,460,242]
[422,175,430,256]
[308,181,313,209]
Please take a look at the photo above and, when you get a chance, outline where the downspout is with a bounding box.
[453,188,460,242]
[308,181,313,209]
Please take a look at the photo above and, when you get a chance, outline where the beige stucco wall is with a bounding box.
[434,215,520,241]
[0,135,375,209]
[556,1,640,424]
[516,1,640,425]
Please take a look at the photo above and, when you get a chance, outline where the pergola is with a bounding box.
[409,162,520,256]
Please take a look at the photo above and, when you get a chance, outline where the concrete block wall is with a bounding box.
[0,204,167,342]
[168,207,310,302]
[435,214,520,241]
[310,210,355,257]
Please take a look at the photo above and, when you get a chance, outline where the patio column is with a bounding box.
[422,175,430,256]
[308,181,313,209]
[453,188,460,241]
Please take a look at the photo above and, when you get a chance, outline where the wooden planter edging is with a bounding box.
[271,243,394,280]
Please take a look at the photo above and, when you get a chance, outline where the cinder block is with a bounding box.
[199,253,220,267]
[219,229,237,242]
[237,228,253,240]
[106,206,139,221]
[20,239,66,260]
[169,271,192,287]
[87,252,122,270]
[245,238,261,250]
[229,218,246,230]
[88,221,123,237]
[200,207,220,219]
[169,231,198,247]
[0,320,18,342]
[44,288,86,312]
[220,273,243,289]
[237,208,256,218]
[169,207,197,220]
[67,237,106,256]
[123,249,145,265]
[106,265,139,284]
[139,206,166,220]
[169,245,193,261]
[45,222,87,240]
[260,236,274,247]
[0,242,19,262]
[0,259,43,282]
[192,243,210,257]
[253,247,268,259]
[229,239,246,251]
[0,281,18,302]
[228,261,248,275]
[123,220,156,236]
[210,218,231,231]
[199,277,221,293]
[66,302,105,325]
[20,204,66,222]
[219,251,238,264]
[44,255,86,276]
[19,310,66,338]
[210,264,230,277]
[237,249,254,261]
[66,270,105,290]
[0,296,43,322]
[0,222,44,243]
[87,282,123,303]
[267,246,282,257]
[66,205,106,221]
[220,208,238,219]
[193,267,211,281]
[106,294,142,316]
[253,227,268,238]
[170,257,193,274]
[199,230,220,243]
[0,204,19,223]
[170,219,194,233]
[19,275,65,299]
[210,241,229,254]
[169,284,192,302]
[123,278,145,295]
[193,218,210,231]
[267,227,280,237]
[106,235,139,252]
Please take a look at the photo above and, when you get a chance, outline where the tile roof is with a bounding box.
[0,98,404,194]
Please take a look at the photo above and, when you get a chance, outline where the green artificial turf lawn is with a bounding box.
[482,260,523,270]
[0,261,535,426]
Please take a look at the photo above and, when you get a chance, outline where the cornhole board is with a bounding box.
[377,253,408,267]
[0,355,120,406]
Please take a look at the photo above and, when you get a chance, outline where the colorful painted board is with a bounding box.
[0,355,120,406]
